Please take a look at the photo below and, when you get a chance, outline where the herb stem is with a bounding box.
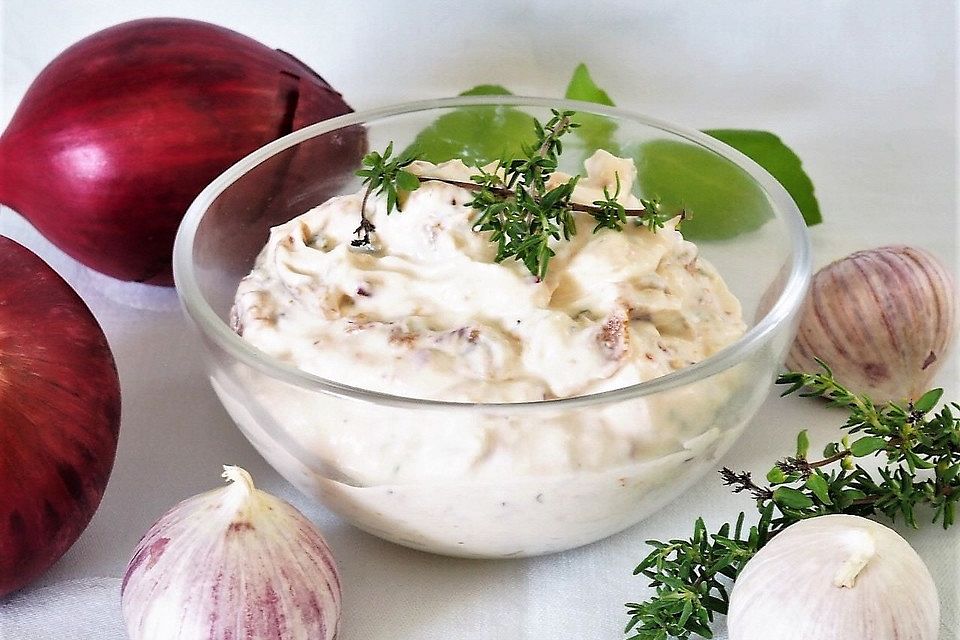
[411,174,661,219]
[537,113,571,158]
[806,450,852,468]
[352,186,376,247]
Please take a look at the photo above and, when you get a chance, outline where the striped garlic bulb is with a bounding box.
[728,515,939,640]
[788,245,957,403]
[122,466,340,640]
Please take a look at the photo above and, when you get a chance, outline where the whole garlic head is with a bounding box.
[788,245,957,403]
[728,514,939,640]
[122,466,340,640]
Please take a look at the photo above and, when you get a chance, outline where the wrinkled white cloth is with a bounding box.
[1,1,957,639]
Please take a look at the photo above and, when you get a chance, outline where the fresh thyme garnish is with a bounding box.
[468,110,580,278]
[625,361,959,640]
[352,142,420,247]
[353,110,681,277]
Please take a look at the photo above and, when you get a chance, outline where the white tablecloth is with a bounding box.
[1,1,957,638]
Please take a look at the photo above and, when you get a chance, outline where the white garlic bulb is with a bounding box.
[788,245,957,403]
[728,514,939,640]
[122,466,341,640]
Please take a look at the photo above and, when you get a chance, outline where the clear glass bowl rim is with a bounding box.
[173,95,811,412]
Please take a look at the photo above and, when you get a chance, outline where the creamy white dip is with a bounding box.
[233,151,744,403]
[224,151,750,556]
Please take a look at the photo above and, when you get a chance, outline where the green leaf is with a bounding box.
[630,139,773,240]
[849,436,887,457]
[564,63,615,106]
[560,65,821,238]
[634,128,821,238]
[458,84,514,97]
[406,86,535,165]
[772,487,815,509]
[796,430,810,458]
[426,68,822,241]
[385,186,397,214]
[838,489,867,508]
[914,388,944,414]
[703,129,821,228]
[432,66,824,244]
[395,170,421,192]
[941,463,960,484]
[563,65,621,158]
[766,466,787,484]
[806,474,833,505]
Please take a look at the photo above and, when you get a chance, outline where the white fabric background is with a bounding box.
[1,1,958,638]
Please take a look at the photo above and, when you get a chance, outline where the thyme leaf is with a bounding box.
[352,142,421,248]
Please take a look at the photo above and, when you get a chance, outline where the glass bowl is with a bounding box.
[173,96,810,558]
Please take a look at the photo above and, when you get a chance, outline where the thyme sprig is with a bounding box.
[353,110,681,277]
[470,110,590,278]
[352,142,421,247]
[625,362,959,640]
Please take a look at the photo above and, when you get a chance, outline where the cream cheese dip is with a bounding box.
[224,150,750,556]
[234,151,744,404]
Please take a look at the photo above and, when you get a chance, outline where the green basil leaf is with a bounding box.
[459,84,514,97]
[407,84,534,165]
[419,65,823,240]
[565,63,615,106]
[703,129,821,228]
[564,66,821,237]
[564,64,620,158]
[631,138,772,239]
[564,65,767,240]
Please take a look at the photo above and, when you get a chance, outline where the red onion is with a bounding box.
[0,235,121,596]
[0,18,355,285]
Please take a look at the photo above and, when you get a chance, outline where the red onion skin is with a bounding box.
[0,236,121,596]
[0,18,354,285]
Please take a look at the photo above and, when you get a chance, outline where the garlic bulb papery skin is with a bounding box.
[787,245,957,404]
[121,466,341,640]
[727,514,939,640]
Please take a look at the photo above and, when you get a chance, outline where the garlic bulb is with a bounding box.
[788,245,957,403]
[121,466,340,640]
[728,514,939,640]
